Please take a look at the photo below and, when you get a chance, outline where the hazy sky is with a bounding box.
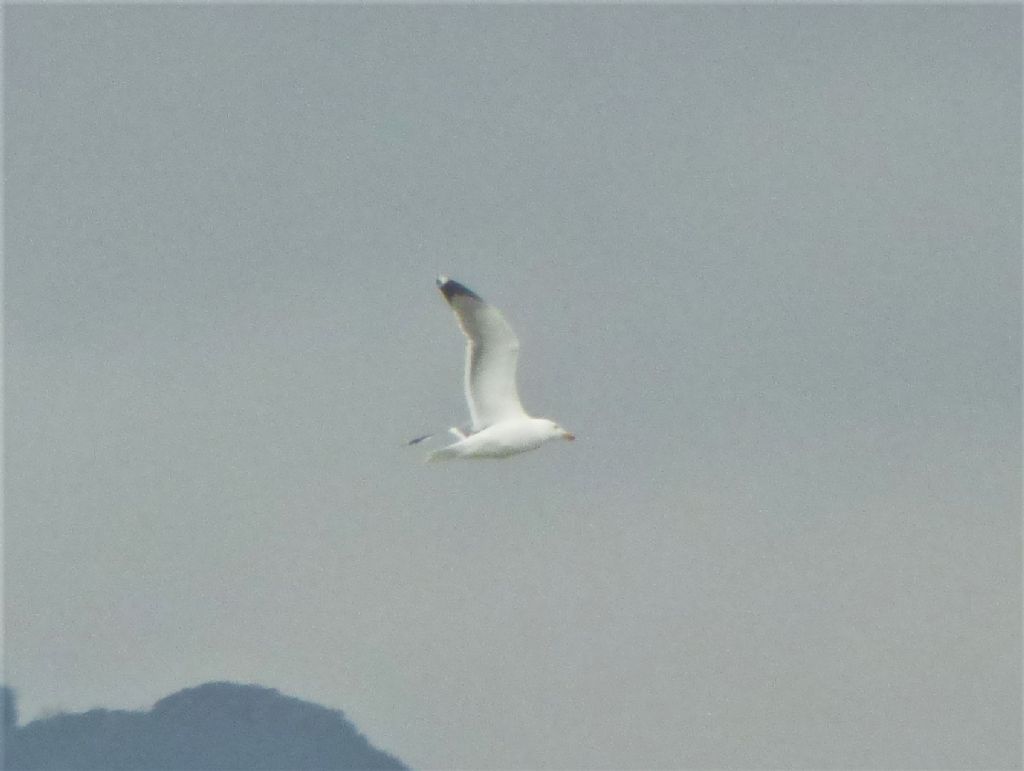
[5,5,1021,769]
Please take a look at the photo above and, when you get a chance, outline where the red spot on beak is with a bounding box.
[564,432,576,441]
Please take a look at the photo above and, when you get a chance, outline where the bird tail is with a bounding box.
[426,445,460,463]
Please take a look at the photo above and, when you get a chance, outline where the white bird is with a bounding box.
[414,275,575,461]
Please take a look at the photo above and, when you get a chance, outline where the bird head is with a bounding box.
[542,419,575,442]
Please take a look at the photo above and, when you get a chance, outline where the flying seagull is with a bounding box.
[414,275,575,461]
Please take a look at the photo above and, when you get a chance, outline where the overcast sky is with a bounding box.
[5,5,1021,769]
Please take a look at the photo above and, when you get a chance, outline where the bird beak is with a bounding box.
[563,431,576,441]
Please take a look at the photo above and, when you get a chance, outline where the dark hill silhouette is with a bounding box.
[2,682,407,770]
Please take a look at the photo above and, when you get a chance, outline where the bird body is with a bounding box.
[418,276,574,461]
[427,417,569,462]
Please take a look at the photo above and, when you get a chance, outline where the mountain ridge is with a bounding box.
[2,681,407,770]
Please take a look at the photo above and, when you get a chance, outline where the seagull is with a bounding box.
[414,275,575,461]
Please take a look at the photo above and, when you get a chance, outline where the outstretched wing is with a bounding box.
[437,276,528,431]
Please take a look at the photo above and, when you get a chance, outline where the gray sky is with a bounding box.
[5,5,1021,769]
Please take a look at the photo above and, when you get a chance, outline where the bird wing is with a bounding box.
[436,276,528,431]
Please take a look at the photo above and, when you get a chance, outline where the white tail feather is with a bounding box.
[426,445,459,462]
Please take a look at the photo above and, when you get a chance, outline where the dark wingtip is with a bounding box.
[436,275,483,302]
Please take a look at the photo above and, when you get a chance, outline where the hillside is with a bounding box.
[2,682,407,770]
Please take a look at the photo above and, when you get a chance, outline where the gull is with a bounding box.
[413,275,575,461]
